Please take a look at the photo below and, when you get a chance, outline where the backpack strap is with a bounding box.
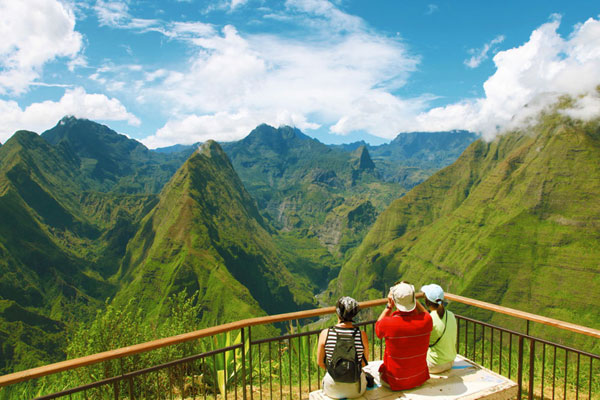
[354,327,367,365]
[351,327,365,393]
[325,327,335,364]
[429,310,448,348]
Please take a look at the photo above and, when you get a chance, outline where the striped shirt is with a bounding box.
[324,326,364,364]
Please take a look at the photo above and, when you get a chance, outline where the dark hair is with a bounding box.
[425,298,445,318]
[336,297,359,322]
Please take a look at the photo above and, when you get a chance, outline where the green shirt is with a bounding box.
[427,309,457,366]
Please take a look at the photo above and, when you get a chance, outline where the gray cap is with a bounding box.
[336,296,359,321]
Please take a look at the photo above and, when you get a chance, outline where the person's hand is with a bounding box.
[387,293,394,309]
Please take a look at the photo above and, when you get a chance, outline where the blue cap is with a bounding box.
[420,284,447,305]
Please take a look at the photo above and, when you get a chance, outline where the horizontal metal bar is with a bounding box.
[456,316,600,359]
[251,329,322,345]
[33,344,243,399]
[251,320,377,345]
[446,294,600,339]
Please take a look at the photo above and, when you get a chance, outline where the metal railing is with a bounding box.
[0,296,598,400]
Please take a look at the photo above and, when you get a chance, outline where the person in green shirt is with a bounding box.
[420,284,457,373]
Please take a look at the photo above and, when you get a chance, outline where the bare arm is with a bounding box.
[377,293,395,322]
[415,298,428,314]
[317,329,328,370]
[361,330,369,366]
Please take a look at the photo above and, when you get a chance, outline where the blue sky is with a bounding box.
[1,0,599,147]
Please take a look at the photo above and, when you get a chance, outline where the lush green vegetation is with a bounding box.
[2,107,597,396]
[112,140,318,322]
[1,120,417,374]
[335,110,600,351]
[221,125,405,259]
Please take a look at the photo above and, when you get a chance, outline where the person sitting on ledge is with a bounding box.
[420,284,457,374]
[317,296,369,399]
[376,281,432,391]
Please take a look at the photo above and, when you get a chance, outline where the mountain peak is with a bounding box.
[353,145,375,170]
[199,139,224,156]
[241,124,315,152]
[58,115,79,126]
[8,130,39,143]
[197,140,233,169]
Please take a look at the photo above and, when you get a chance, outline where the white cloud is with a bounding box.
[143,109,321,148]
[94,0,129,27]
[88,2,600,147]
[0,87,140,142]
[230,0,248,11]
[560,92,600,121]
[93,0,214,40]
[284,0,364,33]
[417,17,600,140]
[93,0,158,29]
[464,35,505,68]
[139,11,420,145]
[426,4,439,15]
[0,0,83,94]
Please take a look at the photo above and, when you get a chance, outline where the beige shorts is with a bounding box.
[322,372,367,399]
[427,359,453,374]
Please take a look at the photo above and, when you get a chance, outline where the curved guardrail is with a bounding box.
[0,294,598,400]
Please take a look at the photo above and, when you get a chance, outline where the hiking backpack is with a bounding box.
[326,327,363,385]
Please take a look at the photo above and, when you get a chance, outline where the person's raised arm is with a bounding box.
[415,298,428,314]
[377,292,395,322]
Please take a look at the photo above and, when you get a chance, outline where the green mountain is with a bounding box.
[0,118,508,374]
[153,127,475,260]
[42,116,190,194]
[221,124,402,258]
[0,130,155,373]
[335,130,477,188]
[112,140,316,326]
[335,112,600,344]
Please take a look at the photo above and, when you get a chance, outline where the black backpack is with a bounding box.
[326,327,363,388]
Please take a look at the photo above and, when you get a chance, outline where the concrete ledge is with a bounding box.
[309,355,517,400]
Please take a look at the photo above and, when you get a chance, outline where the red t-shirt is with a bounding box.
[375,310,433,390]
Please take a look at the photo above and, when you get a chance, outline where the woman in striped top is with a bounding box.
[317,297,370,399]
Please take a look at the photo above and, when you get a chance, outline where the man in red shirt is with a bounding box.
[375,281,432,390]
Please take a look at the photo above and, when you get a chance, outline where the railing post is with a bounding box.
[241,328,247,400]
[248,326,253,400]
[528,338,535,400]
[517,335,524,400]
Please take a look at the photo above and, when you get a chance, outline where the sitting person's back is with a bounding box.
[421,284,457,373]
[376,281,432,390]
[317,297,369,399]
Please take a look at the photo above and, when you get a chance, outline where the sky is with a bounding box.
[1,0,599,148]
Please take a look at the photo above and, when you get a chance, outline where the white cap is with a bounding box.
[390,282,416,312]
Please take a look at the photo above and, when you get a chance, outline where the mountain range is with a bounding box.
[11,110,600,372]
[0,117,475,373]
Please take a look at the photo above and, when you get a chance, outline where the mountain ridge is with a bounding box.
[0,118,483,373]
[113,140,316,324]
[335,112,600,347]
